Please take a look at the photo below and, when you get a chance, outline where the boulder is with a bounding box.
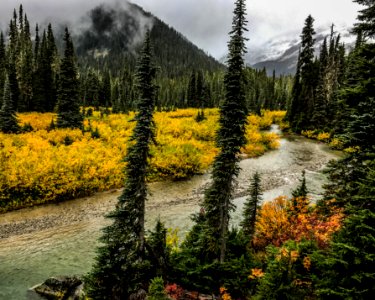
[29,276,86,300]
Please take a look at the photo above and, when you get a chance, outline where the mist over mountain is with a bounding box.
[71,1,223,76]
[246,25,355,76]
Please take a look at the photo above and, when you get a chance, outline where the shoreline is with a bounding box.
[0,133,340,240]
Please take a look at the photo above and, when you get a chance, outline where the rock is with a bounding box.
[30,276,86,300]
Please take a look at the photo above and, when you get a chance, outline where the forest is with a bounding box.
[0,0,374,299]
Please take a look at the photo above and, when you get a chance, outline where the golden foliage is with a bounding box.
[249,268,265,280]
[253,196,344,249]
[1,109,284,211]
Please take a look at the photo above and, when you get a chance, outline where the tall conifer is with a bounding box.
[199,0,248,263]
[0,32,6,107]
[0,76,20,133]
[57,28,82,129]
[241,172,262,239]
[87,31,157,299]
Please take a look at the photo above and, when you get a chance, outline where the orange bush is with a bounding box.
[253,196,344,249]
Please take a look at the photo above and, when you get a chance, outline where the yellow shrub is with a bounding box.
[301,130,316,139]
[316,132,330,142]
[0,108,282,211]
[329,138,344,149]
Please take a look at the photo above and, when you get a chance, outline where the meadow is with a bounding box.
[0,109,285,212]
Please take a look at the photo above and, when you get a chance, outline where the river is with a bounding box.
[0,126,341,300]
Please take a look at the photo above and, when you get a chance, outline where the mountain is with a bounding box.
[245,25,355,76]
[73,1,224,76]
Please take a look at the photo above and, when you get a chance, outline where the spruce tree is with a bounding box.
[199,0,248,263]
[0,32,6,107]
[288,16,317,131]
[241,172,262,239]
[86,31,157,299]
[18,14,33,111]
[353,0,375,38]
[312,37,328,128]
[0,76,20,133]
[286,49,302,126]
[57,28,82,129]
[187,71,196,107]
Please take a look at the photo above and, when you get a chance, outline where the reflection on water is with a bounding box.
[0,126,341,300]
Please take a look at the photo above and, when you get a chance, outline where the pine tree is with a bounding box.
[312,37,328,128]
[56,28,82,129]
[18,14,34,111]
[286,49,302,125]
[292,170,308,199]
[187,71,196,107]
[86,31,157,299]
[101,71,112,107]
[0,76,20,133]
[199,0,248,263]
[353,0,375,38]
[241,172,262,239]
[288,16,317,131]
[7,16,20,112]
[0,32,6,107]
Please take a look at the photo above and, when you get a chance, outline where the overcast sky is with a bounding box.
[0,0,362,59]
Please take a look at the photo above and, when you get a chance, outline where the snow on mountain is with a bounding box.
[246,24,356,76]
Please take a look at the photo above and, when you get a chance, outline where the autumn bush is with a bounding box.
[252,196,344,250]
[0,109,284,211]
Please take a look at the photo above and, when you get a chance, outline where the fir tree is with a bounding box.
[241,172,262,239]
[292,170,308,199]
[0,76,20,133]
[286,49,302,126]
[0,32,6,107]
[353,0,375,38]
[86,31,157,299]
[56,28,82,129]
[289,15,317,131]
[199,0,248,263]
[18,14,34,111]
[312,37,328,128]
[187,71,196,107]
[101,71,112,107]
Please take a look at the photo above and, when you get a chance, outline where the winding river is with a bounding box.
[0,126,341,300]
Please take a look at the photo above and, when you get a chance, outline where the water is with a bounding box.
[0,126,341,300]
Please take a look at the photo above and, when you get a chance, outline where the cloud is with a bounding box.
[0,0,362,59]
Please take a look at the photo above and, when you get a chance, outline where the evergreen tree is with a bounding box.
[292,170,308,199]
[286,49,302,125]
[101,71,112,107]
[86,70,100,108]
[187,71,196,107]
[241,172,262,239]
[0,32,6,107]
[312,37,328,128]
[317,172,375,298]
[199,0,248,263]
[288,16,317,131]
[0,76,20,133]
[18,14,34,111]
[56,28,82,129]
[86,31,157,299]
[353,0,375,38]
[317,3,375,296]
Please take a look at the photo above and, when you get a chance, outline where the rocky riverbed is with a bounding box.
[0,127,342,300]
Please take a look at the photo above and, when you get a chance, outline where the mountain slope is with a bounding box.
[74,2,224,76]
[248,25,355,76]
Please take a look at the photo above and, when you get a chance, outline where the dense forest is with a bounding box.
[0,0,374,299]
[0,2,292,117]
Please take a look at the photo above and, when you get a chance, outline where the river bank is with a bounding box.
[0,126,342,300]
[0,128,340,239]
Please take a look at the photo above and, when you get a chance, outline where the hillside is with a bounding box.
[74,2,224,77]
[247,25,355,76]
